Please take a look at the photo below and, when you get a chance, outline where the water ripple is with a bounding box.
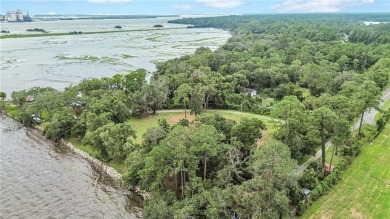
[0,114,139,218]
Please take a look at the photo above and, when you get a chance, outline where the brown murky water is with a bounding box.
[0,114,141,218]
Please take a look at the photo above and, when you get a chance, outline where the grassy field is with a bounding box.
[129,110,277,144]
[128,112,184,144]
[301,123,390,219]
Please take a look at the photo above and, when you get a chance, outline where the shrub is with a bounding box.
[342,141,363,157]
[71,122,87,138]
[252,104,271,115]
[299,168,319,190]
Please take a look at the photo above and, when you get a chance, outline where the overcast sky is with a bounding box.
[1,0,389,15]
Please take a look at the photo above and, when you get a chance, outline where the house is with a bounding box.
[71,101,83,108]
[71,101,84,114]
[242,88,257,97]
[25,96,35,102]
[303,188,311,196]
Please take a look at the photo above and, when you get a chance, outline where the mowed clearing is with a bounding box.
[129,110,277,144]
[302,123,390,219]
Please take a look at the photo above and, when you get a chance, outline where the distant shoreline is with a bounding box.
[0,26,187,39]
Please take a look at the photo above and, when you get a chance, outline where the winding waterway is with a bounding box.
[0,17,230,96]
[0,113,141,218]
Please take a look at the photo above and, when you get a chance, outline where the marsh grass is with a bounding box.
[118,54,137,59]
[0,27,186,39]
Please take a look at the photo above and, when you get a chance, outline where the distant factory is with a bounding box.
[0,9,32,22]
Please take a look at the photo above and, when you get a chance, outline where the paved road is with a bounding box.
[352,87,390,129]
[297,87,390,174]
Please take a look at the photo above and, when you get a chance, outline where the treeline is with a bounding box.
[3,14,390,218]
[171,14,390,43]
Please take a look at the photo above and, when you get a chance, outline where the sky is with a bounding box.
[1,0,389,15]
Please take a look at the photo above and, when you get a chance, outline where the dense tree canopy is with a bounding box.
[5,13,389,218]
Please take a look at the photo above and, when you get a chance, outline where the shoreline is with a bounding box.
[0,110,149,202]
[60,139,150,200]
[0,26,186,39]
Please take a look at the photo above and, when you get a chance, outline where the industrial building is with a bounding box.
[2,9,32,22]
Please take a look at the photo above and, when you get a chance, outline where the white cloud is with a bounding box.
[88,0,132,3]
[171,4,193,11]
[48,12,56,15]
[196,0,245,9]
[271,0,375,13]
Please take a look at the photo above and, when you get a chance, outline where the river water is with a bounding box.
[0,113,142,218]
[0,17,230,96]
[0,17,229,217]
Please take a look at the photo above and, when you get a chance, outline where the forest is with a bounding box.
[2,13,390,218]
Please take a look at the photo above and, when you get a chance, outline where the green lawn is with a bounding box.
[128,112,183,144]
[69,137,99,158]
[325,145,344,166]
[128,110,276,144]
[301,123,390,219]
[4,103,18,118]
[382,99,390,111]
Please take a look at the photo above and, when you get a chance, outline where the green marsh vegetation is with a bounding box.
[0,27,186,39]
[3,13,390,218]
[118,54,137,59]
[55,54,133,66]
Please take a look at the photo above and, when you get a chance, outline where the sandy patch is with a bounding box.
[320,214,331,219]
[167,113,195,124]
[350,208,365,219]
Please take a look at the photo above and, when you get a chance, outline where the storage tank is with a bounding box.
[16,9,24,21]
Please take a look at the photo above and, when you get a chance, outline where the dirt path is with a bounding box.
[298,87,390,174]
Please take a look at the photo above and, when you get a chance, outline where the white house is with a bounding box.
[242,88,257,97]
